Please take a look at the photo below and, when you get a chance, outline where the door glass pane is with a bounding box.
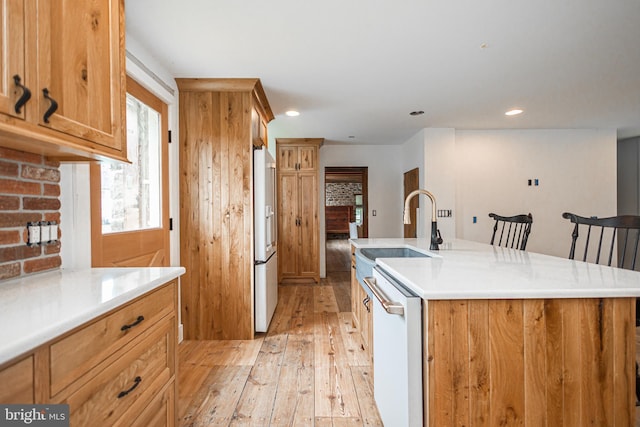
[101,93,161,233]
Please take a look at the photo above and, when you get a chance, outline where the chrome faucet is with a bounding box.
[403,189,443,250]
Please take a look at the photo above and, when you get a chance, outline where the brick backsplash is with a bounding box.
[0,147,62,280]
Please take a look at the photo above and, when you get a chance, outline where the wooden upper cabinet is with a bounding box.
[0,0,127,162]
[251,106,268,148]
[278,145,298,171]
[277,139,320,172]
[0,0,25,120]
[35,0,124,152]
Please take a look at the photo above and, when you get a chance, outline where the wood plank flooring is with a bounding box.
[178,238,640,426]
[178,239,382,426]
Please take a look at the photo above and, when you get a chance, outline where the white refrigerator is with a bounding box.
[254,147,278,332]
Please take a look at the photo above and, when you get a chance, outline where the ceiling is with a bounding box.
[126,0,640,145]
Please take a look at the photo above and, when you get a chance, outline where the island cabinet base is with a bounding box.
[424,298,635,427]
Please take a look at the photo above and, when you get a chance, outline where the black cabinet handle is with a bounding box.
[363,296,371,313]
[13,75,31,114]
[117,376,142,398]
[120,315,144,331]
[42,88,58,123]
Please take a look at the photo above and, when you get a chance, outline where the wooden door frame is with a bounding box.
[404,168,419,238]
[324,167,368,238]
[90,75,170,267]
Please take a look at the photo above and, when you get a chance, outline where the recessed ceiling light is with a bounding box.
[285,110,300,117]
[409,111,424,116]
[505,109,523,116]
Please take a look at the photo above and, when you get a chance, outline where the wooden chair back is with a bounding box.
[562,212,640,269]
[488,213,533,250]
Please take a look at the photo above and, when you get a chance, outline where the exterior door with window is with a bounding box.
[90,76,169,267]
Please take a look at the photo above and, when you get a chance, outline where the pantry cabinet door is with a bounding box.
[0,0,26,120]
[298,172,318,279]
[34,0,125,152]
[278,172,299,280]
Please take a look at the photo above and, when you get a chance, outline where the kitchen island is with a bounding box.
[351,238,640,427]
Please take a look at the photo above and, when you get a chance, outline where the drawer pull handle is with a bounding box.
[42,88,59,123]
[363,277,404,315]
[117,376,142,398]
[363,296,371,313]
[13,75,31,114]
[120,315,145,331]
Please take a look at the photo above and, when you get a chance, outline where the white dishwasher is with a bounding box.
[364,266,423,427]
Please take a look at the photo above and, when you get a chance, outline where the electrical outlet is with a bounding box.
[27,222,40,246]
[372,210,377,216]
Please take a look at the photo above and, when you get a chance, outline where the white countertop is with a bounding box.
[350,238,640,300]
[0,267,185,366]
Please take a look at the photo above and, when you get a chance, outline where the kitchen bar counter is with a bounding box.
[350,238,640,299]
[350,238,639,426]
[0,267,185,366]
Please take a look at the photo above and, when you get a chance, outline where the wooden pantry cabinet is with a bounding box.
[0,0,127,162]
[0,280,178,426]
[277,138,323,283]
[176,78,274,340]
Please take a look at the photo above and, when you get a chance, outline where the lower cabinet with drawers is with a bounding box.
[0,279,178,427]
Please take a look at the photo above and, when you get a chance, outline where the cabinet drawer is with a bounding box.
[66,316,175,426]
[127,381,175,427]
[0,356,34,404]
[50,282,176,396]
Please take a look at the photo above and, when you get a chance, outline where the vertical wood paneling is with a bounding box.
[562,299,582,426]
[489,300,524,426]
[426,298,636,426]
[468,300,490,427]
[431,300,453,424]
[613,298,635,426]
[178,80,270,340]
[544,299,564,424]
[579,298,611,425]
[451,300,470,426]
[523,299,546,427]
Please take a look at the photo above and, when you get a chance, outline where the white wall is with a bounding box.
[319,144,403,277]
[59,163,91,269]
[398,129,457,243]
[454,129,617,258]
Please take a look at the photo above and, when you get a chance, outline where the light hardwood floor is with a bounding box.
[178,239,382,426]
[178,238,640,426]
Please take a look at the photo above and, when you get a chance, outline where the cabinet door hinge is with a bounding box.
[169,218,173,231]
[168,130,172,143]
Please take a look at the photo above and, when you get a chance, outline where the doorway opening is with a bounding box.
[324,167,368,272]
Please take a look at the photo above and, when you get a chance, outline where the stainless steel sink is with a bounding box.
[359,247,429,261]
[355,247,429,291]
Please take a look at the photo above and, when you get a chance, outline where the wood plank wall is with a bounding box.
[178,88,254,340]
[425,298,635,426]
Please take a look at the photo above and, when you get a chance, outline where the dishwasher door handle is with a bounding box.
[362,277,404,316]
